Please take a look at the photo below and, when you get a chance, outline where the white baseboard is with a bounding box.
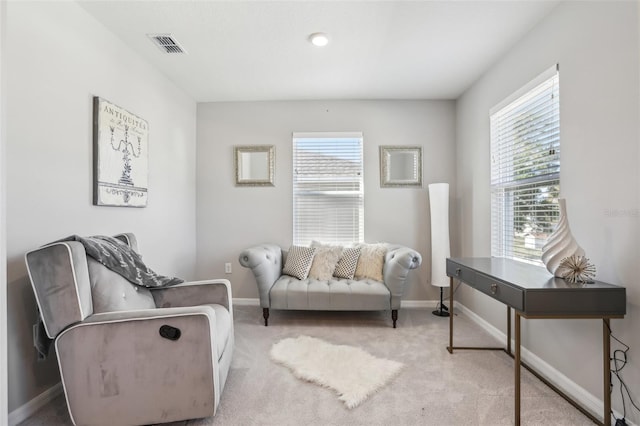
[232,297,260,306]
[455,302,635,426]
[401,299,438,309]
[233,298,439,309]
[8,382,63,426]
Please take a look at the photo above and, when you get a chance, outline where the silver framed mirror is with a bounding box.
[379,145,422,188]
[234,145,275,186]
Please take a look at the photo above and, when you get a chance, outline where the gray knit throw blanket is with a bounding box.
[63,235,184,288]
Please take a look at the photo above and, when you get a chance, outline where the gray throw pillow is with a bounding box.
[282,245,317,280]
[333,247,361,279]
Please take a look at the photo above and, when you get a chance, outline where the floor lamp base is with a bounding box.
[432,287,450,317]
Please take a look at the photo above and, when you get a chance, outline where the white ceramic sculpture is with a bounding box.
[541,198,585,277]
[559,255,596,283]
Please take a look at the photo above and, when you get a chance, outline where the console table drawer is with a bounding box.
[475,273,524,311]
[446,261,476,285]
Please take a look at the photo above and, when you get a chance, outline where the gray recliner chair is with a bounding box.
[25,233,233,426]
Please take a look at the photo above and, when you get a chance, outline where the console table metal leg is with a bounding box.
[515,312,521,426]
[448,276,454,354]
[604,318,611,426]
[507,306,511,355]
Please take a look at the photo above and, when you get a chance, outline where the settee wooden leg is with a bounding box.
[392,310,398,328]
[263,308,269,326]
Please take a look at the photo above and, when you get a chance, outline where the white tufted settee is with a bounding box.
[239,243,422,328]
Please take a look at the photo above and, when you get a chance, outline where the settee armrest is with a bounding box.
[239,244,283,308]
[150,279,232,314]
[384,245,422,309]
[55,306,221,424]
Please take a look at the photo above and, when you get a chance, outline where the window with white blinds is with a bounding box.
[490,65,560,264]
[292,132,364,246]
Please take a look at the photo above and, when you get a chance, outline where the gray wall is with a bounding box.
[196,100,456,301]
[5,2,197,412]
[0,0,7,421]
[456,1,639,422]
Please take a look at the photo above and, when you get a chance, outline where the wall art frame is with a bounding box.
[93,96,149,207]
[234,145,275,186]
[379,145,423,188]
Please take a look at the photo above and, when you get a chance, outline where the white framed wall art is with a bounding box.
[93,96,148,207]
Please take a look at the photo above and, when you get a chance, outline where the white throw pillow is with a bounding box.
[282,245,317,280]
[354,243,387,282]
[308,242,343,281]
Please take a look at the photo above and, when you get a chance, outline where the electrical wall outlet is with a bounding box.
[224,262,232,274]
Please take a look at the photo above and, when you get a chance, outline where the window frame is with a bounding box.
[292,132,364,246]
[490,65,560,264]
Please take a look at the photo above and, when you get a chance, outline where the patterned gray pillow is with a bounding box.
[283,245,317,280]
[333,247,361,279]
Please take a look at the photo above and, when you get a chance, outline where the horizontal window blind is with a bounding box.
[490,66,560,264]
[293,132,364,246]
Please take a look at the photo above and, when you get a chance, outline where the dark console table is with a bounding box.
[446,257,626,426]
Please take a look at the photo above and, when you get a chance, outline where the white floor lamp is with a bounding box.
[429,183,450,317]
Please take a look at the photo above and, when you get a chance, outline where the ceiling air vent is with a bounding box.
[148,34,187,54]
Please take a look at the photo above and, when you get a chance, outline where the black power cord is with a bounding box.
[606,322,639,425]
[435,281,463,313]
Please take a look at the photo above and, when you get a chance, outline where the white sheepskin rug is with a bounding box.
[270,335,403,409]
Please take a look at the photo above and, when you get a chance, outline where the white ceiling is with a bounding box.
[79,0,559,102]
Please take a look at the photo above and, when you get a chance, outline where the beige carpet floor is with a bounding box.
[19,305,594,426]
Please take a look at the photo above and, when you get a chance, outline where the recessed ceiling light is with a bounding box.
[308,32,329,47]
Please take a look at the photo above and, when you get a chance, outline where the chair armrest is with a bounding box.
[25,241,93,338]
[384,245,422,309]
[150,279,232,313]
[55,306,220,424]
[79,305,217,323]
[238,244,283,308]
